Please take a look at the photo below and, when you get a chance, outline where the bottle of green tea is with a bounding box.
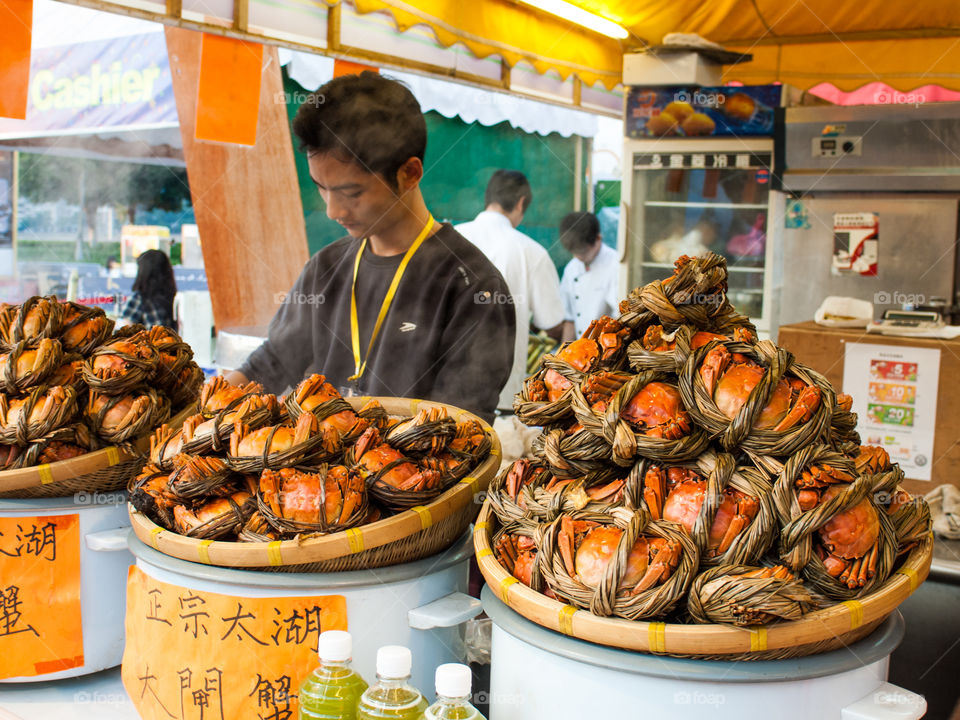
[357,646,428,720]
[299,630,369,719]
[424,664,485,720]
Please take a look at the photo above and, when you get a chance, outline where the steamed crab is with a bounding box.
[59,303,113,354]
[585,372,692,440]
[641,325,753,353]
[795,463,880,589]
[173,490,254,537]
[494,532,542,590]
[557,516,681,594]
[352,427,444,492]
[644,465,760,558]
[0,386,76,439]
[699,344,820,432]
[230,412,331,458]
[259,465,365,529]
[200,376,265,416]
[86,390,154,436]
[525,338,600,403]
[0,338,62,389]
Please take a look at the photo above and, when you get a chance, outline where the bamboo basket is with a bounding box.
[473,499,932,661]
[0,403,195,498]
[129,396,501,572]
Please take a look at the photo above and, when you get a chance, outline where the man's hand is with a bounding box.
[223,370,250,386]
[561,320,576,343]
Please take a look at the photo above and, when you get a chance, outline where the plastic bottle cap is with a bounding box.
[376,646,412,678]
[435,664,471,698]
[317,630,352,662]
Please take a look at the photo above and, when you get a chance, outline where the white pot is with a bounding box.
[127,531,481,691]
[482,586,927,720]
[0,493,133,683]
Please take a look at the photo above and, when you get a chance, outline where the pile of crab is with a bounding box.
[488,253,931,626]
[131,373,492,541]
[0,296,202,471]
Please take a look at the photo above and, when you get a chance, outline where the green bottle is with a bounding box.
[299,630,369,720]
[424,664,485,720]
[356,646,428,720]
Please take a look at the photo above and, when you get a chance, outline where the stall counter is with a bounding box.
[777,321,960,496]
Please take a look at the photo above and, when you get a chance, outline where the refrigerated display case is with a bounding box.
[618,138,782,336]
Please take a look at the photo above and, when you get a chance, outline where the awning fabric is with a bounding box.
[344,0,960,92]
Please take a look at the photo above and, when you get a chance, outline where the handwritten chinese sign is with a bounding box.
[122,566,347,720]
[0,514,83,678]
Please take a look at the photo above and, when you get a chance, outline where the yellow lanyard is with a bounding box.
[349,215,435,381]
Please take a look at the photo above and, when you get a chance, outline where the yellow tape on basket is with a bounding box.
[267,541,283,566]
[410,506,433,530]
[842,600,865,630]
[648,622,666,653]
[749,626,768,652]
[197,539,213,565]
[558,605,577,636]
[476,548,493,559]
[499,577,518,603]
[896,567,919,591]
[475,521,489,532]
[459,476,480,494]
[149,527,163,549]
[37,464,54,485]
[105,446,121,466]
[346,528,365,554]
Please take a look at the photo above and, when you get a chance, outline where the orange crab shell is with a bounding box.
[87,392,150,432]
[818,485,880,561]
[573,526,652,589]
[712,363,793,429]
[620,381,691,439]
[662,482,754,554]
[260,466,363,525]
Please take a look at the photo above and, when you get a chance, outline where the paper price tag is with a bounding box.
[0,514,83,679]
[122,566,347,720]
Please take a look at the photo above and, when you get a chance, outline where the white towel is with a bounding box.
[925,484,960,540]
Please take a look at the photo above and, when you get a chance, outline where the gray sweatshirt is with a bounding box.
[239,223,515,423]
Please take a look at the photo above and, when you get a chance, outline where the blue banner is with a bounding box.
[626,85,781,139]
[0,32,176,136]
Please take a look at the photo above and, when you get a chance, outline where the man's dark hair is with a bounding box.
[559,211,600,254]
[292,71,426,189]
[484,170,532,214]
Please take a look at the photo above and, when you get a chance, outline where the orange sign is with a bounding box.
[195,33,264,146]
[122,566,347,720]
[0,0,32,120]
[0,514,83,679]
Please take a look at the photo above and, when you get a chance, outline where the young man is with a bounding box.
[227,72,514,423]
[558,211,620,342]
[456,170,564,413]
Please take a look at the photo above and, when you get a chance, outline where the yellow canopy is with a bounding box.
[349,0,960,92]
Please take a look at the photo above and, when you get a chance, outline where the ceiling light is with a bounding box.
[518,0,629,40]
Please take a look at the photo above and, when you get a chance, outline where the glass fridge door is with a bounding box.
[627,150,773,323]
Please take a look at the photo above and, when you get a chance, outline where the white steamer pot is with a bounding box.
[0,494,133,683]
[127,530,481,690]
[482,586,927,720]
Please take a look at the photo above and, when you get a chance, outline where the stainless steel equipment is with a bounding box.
[777,103,960,330]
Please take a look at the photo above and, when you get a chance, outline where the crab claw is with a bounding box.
[699,346,731,397]
[773,385,820,432]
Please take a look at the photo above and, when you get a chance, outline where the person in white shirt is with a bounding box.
[558,211,620,342]
[456,170,564,420]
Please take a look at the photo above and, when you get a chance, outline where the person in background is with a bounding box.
[456,170,564,416]
[558,211,619,342]
[225,72,514,424]
[118,249,177,329]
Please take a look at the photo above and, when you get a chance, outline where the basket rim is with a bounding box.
[0,403,194,492]
[129,396,501,568]
[473,500,932,657]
